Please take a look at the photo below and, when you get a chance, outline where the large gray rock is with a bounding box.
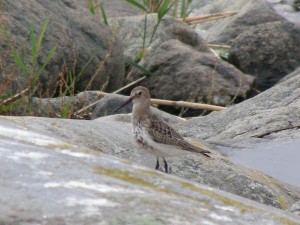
[192,0,285,44]
[127,40,254,110]
[1,0,124,95]
[109,14,210,61]
[1,117,299,225]
[180,69,300,145]
[190,0,300,91]
[102,0,141,17]
[13,91,101,118]
[6,115,300,210]
[228,21,300,91]
[279,66,300,83]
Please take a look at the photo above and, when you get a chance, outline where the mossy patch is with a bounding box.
[94,165,252,212]
[176,180,253,214]
[94,166,168,192]
[278,217,300,225]
[277,195,288,210]
[94,166,207,204]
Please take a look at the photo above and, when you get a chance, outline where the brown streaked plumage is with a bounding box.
[114,86,211,173]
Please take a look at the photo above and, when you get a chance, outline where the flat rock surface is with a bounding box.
[4,114,300,211]
[0,117,299,225]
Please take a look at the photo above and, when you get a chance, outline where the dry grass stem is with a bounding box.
[97,91,226,111]
[208,44,231,49]
[0,88,29,106]
[113,76,147,94]
[183,12,237,25]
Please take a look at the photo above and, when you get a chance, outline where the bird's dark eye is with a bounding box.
[137,91,142,96]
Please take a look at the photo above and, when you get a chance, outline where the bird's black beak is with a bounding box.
[114,97,133,113]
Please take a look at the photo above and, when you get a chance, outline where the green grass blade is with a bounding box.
[125,0,149,12]
[180,0,186,18]
[11,49,29,76]
[76,52,97,80]
[87,0,95,15]
[30,24,37,59]
[158,0,172,20]
[60,98,72,119]
[126,58,154,76]
[30,24,38,74]
[172,0,179,17]
[142,13,148,49]
[149,0,176,45]
[37,19,49,52]
[1,25,29,76]
[99,3,109,26]
[35,47,56,80]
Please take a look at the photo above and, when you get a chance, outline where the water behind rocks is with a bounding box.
[230,140,300,188]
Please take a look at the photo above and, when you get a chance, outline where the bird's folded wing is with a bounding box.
[147,115,184,144]
[147,115,211,157]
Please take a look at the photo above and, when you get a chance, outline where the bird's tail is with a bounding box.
[179,140,211,158]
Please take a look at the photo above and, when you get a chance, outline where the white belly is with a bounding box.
[133,126,188,157]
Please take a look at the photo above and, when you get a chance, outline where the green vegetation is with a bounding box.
[87,0,109,25]
[125,0,193,18]
[0,1,223,118]
[1,19,56,114]
[125,0,193,46]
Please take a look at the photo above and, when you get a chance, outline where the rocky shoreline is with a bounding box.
[1,0,300,224]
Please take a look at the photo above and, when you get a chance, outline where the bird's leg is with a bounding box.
[163,157,168,173]
[155,156,159,170]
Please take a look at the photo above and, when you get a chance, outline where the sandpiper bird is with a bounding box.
[115,86,211,173]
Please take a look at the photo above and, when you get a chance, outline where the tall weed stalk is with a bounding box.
[1,19,56,112]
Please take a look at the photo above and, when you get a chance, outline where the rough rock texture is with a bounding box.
[92,93,133,118]
[192,0,285,44]
[109,15,210,60]
[270,0,300,27]
[1,0,124,95]
[6,115,300,210]
[102,0,141,17]
[1,117,299,225]
[127,40,254,109]
[180,70,300,145]
[288,200,300,217]
[11,91,101,118]
[228,21,300,91]
[279,66,300,83]
[191,0,300,91]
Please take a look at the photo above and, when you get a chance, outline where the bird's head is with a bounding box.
[114,86,150,113]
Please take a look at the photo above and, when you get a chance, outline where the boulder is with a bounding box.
[11,91,101,118]
[127,39,254,114]
[102,0,142,17]
[1,0,125,95]
[278,66,300,83]
[92,93,133,118]
[190,0,300,91]
[109,14,210,61]
[1,116,299,224]
[6,115,300,210]
[180,70,300,145]
[191,0,285,44]
[228,21,300,91]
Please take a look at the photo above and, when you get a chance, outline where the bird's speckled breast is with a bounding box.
[133,118,151,150]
